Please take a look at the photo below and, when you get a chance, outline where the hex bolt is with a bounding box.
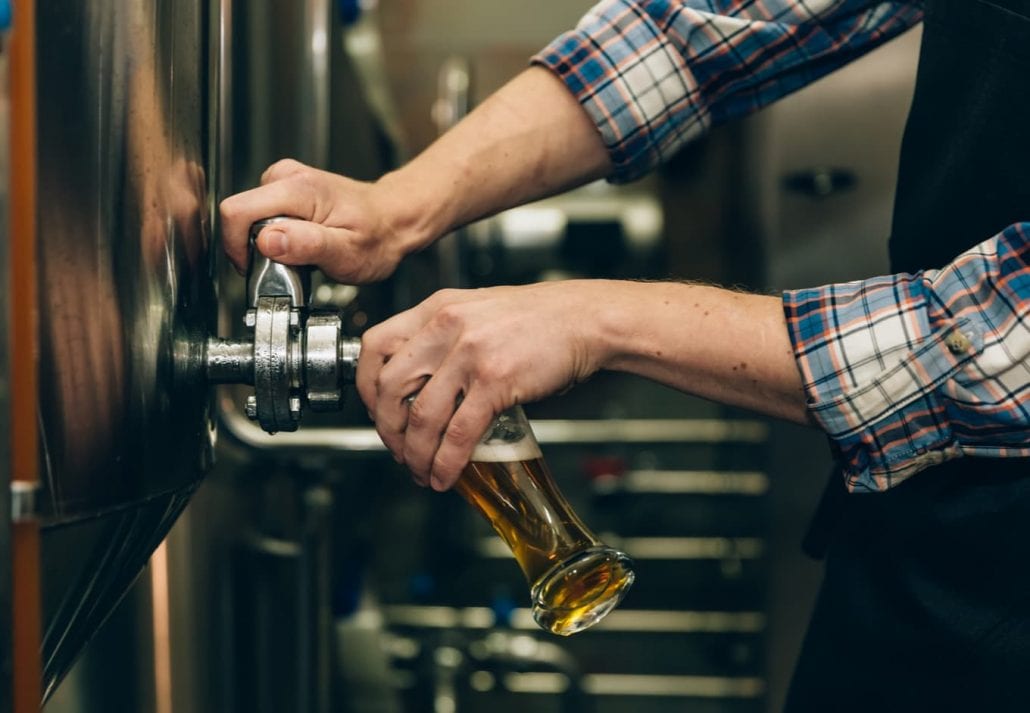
[289,396,302,419]
[245,395,258,419]
[244,310,257,329]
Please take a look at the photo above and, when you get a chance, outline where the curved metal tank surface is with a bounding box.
[35,0,215,699]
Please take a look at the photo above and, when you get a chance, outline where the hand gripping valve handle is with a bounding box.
[205,217,361,433]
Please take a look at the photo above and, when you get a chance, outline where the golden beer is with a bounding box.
[454,407,635,636]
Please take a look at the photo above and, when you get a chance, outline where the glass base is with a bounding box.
[530,546,635,636]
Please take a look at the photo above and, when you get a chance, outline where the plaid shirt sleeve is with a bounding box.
[533,0,923,182]
[784,223,1030,493]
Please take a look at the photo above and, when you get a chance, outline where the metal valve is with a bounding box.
[206,217,361,433]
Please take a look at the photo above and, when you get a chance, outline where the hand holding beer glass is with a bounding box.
[358,283,635,634]
[456,405,635,636]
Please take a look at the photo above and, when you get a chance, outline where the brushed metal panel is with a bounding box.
[35,0,215,698]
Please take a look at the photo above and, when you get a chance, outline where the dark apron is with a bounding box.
[785,1,1030,709]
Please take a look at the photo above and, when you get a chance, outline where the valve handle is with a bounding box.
[205,217,361,434]
[246,217,312,309]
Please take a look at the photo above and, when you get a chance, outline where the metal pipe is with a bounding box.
[303,0,332,167]
[205,337,255,385]
[303,486,333,713]
[8,0,41,709]
[432,57,471,288]
[219,400,769,453]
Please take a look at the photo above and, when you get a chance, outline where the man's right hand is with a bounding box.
[219,68,612,285]
[219,159,426,284]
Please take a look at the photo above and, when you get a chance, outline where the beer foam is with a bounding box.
[471,437,543,463]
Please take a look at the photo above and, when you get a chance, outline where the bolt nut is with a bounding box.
[289,310,301,328]
[289,396,302,419]
[245,395,258,419]
[244,310,256,329]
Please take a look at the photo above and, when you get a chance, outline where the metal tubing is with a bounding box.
[303,0,331,167]
[219,398,769,452]
[205,337,255,385]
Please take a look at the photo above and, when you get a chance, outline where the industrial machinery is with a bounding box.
[2,2,772,711]
[204,218,361,435]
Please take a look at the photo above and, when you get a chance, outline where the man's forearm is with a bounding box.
[593,281,813,424]
[357,278,815,489]
[376,67,613,250]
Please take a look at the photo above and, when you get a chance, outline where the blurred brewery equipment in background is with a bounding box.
[0,1,920,712]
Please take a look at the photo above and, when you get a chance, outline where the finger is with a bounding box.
[429,390,497,492]
[372,359,436,462]
[261,158,310,184]
[356,312,433,413]
[401,365,466,483]
[370,320,455,461]
[219,180,319,271]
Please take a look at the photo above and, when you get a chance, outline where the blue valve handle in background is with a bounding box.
[0,0,11,32]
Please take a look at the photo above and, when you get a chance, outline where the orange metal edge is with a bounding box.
[8,0,43,710]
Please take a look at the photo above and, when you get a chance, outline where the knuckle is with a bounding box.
[432,452,462,483]
[477,359,509,384]
[290,170,319,193]
[425,288,459,309]
[219,197,239,221]
[442,418,476,450]
[433,303,467,331]
[361,328,396,360]
[265,158,305,181]
[312,230,330,259]
[372,374,387,397]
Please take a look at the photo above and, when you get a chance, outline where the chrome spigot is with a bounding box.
[205,217,361,433]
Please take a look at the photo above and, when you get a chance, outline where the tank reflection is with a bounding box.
[36,0,213,698]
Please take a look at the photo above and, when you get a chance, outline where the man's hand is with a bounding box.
[356,279,811,492]
[219,67,612,283]
[219,159,427,284]
[356,281,610,492]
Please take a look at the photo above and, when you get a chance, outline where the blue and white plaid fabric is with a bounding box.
[534,0,923,182]
[786,225,1030,491]
[535,1,1030,490]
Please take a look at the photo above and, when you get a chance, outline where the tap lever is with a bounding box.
[246,217,312,308]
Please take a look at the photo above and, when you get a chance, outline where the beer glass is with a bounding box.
[454,405,635,635]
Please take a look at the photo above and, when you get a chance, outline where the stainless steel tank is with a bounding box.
[34,0,215,698]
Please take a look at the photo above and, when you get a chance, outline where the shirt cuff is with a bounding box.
[783,223,1030,491]
[531,0,706,183]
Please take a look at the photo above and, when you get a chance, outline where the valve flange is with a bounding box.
[205,217,360,433]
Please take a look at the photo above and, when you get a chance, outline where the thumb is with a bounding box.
[254,218,396,284]
[255,220,334,268]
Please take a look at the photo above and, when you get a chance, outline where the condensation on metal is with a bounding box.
[204,337,255,384]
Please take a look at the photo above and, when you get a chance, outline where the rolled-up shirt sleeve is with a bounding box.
[533,0,923,182]
[784,223,1030,492]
